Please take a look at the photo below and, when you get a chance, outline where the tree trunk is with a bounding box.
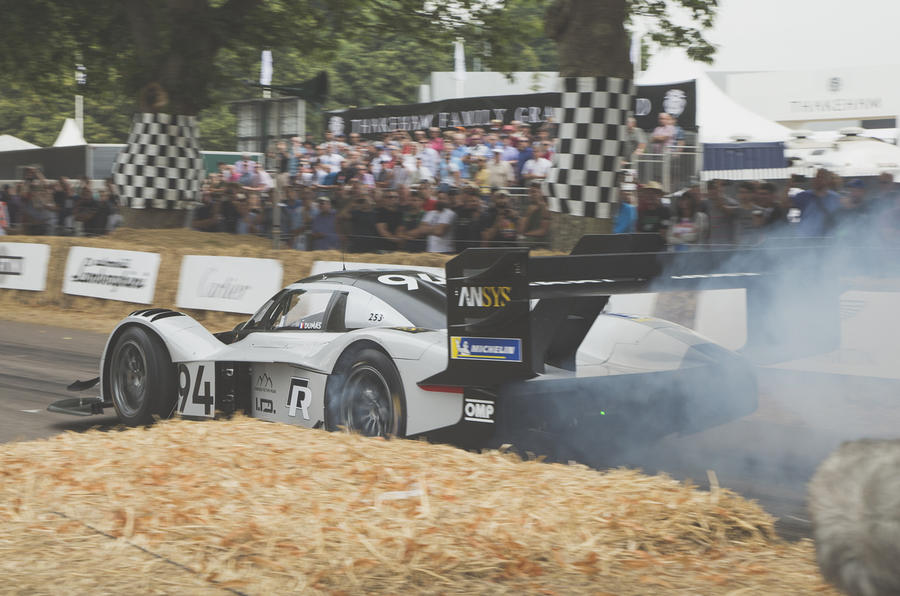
[114,1,216,220]
[546,0,631,78]
[544,0,634,235]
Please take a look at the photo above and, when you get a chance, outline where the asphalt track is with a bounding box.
[2,319,898,540]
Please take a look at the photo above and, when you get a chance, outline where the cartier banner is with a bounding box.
[324,83,696,139]
[176,256,283,314]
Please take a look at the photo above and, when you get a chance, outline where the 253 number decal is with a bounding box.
[177,362,215,417]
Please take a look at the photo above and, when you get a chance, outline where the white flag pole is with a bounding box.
[454,38,466,99]
[260,50,273,99]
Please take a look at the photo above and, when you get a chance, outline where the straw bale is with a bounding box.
[0,417,836,594]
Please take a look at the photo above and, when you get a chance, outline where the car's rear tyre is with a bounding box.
[325,345,405,437]
[108,326,177,426]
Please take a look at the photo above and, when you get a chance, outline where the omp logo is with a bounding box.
[457,285,511,308]
[464,398,495,424]
[255,373,276,394]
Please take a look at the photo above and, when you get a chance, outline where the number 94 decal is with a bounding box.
[177,362,216,417]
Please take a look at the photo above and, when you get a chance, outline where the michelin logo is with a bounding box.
[450,337,522,362]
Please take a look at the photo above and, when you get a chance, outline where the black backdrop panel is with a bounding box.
[324,82,697,139]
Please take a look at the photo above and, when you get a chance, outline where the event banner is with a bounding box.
[0,242,51,292]
[62,247,160,304]
[632,80,697,132]
[324,82,696,138]
[176,256,283,314]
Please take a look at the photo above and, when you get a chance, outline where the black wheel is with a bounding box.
[325,346,405,437]
[108,326,177,426]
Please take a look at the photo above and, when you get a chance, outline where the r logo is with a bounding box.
[287,377,312,420]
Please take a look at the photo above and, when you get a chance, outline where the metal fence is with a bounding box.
[630,147,702,193]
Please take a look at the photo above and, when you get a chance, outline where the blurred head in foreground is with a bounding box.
[808,438,900,596]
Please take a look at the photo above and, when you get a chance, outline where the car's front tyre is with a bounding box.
[108,326,177,426]
[325,345,405,437]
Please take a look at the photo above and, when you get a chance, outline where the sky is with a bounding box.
[658,0,900,72]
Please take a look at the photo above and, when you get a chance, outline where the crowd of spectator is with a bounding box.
[613,169,900,249]
[190,121,557,253]
[0,168,122,237]
[3,122,900,254]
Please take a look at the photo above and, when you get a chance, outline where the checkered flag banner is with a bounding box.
[545,76,634,218]
[112,113,205,209]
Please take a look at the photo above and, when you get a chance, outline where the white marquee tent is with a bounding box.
[0,134,39,151]
[53,118,87,147]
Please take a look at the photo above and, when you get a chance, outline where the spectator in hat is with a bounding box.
[637,181,671,239]
[485,147,515,188]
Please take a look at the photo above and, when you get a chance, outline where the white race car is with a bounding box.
[53,235,763,454]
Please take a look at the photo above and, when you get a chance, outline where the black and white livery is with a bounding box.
[54,234,772,451]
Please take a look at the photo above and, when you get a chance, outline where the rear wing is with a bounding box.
[423,233,899,388]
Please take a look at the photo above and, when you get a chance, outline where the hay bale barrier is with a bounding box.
[0,417,835,594]
[0,229,458,333]
[1,230,835,592]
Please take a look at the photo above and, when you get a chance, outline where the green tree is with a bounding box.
[1,1,718,147]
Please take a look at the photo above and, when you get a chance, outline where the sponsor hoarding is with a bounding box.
[450,336,522,362]
[176,255,283,314]
[0,243,50,292]
[324,83,697,139]
[62,246,160,304]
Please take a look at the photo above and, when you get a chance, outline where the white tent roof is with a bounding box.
[638,49,792,143]
[785,131,900,177]
[0,134,40,151]
[53,118,86,147]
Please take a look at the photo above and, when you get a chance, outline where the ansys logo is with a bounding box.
[255,373,276,394]
[457,285,512,308]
